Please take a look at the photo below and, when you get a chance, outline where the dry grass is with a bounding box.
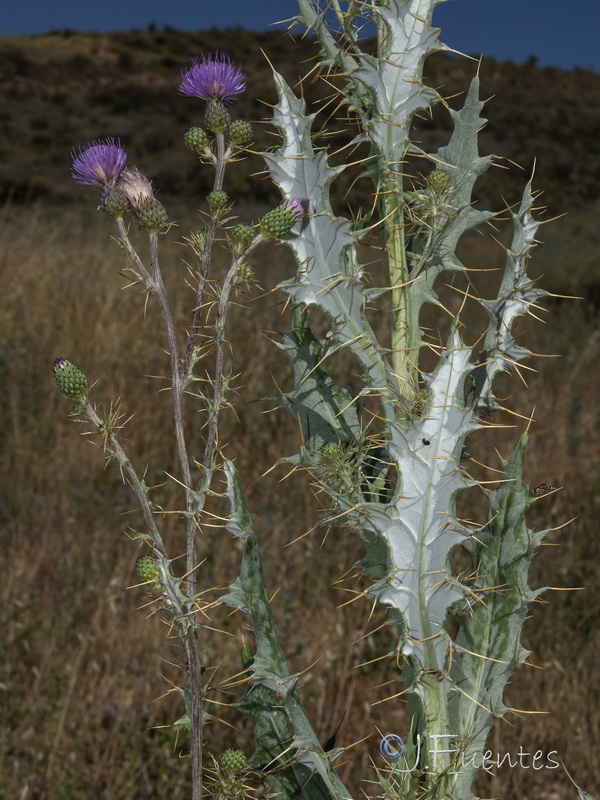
[1,203,599,800]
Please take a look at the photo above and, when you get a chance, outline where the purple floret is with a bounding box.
[70,138,127,189]
[285,198,304,219]
[52,357,69,372]
[179,52,246,103]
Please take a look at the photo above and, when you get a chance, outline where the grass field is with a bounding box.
[1,196,599,800]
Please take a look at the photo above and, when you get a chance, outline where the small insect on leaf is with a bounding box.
[531,483,557,497]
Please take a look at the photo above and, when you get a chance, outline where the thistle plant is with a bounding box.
[52,6,597,800]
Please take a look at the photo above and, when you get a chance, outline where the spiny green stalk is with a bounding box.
[375,8,416,403]
[379,177,416,400]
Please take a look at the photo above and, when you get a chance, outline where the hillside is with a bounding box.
[1,25,599,215]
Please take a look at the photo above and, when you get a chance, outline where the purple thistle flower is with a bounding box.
[70,138,127,190]
[179,52,246,104]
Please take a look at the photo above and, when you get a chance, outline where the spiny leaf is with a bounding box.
[358,329,479,668]
[262,71,404,415]
[275,307,360,451]
[447,433,549,798]
[220,460,351,800]
[471,181,548,413]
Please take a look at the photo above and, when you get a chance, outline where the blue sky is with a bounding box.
[1,0,598,72]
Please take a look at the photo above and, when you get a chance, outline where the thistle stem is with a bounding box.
[182,131,227,383]
[380,178,417,400]
[187,631,204,800]
[148,236,205,799]
[147,234,197,584]
[197,236,263,496]
[114,227,203,797]
[115,217,154,287]
[81,399,168,557]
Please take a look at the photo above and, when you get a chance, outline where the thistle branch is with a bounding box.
[147,233,197,588]
[196,235,263,500]
[112,226,203,794]
[182,131,227,384]
[115,221,197,587]
[80,398,168,557]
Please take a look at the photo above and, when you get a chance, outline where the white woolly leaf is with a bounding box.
[352,0,447,165]
[472,181,548,412]
[262,71,404,408]
[353,330,479,668]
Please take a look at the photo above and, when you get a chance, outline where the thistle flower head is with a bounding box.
[261,198,304,240]
[179,52,246,104]
[117,166,154,207]
[102,186,128,219]
[135,555,161,584]
[70,138,127,191]
[52,357,88,399]
[219,748,247,775]
[116,166,168,233]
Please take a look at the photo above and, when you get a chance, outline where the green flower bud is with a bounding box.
[136,198,169,233]
[229,120,252,145]
[234,262,253,283]
[321,442,344,460]
[208,190,228,213]
[102,187,128,219]
[233,224,255,247]
[52,358,88,399]
[183,126,210,152]
[220,748,246,775]
[261,198,303,240]
[427,169,449,194]
[205,98,230,134]
[135,555,161,583]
